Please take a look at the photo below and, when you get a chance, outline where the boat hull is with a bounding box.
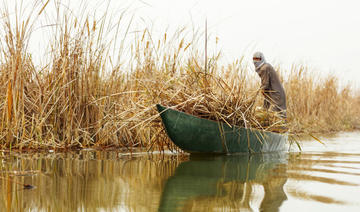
[157,104,287,154]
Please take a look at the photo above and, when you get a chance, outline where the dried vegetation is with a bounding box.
[0,1,359,150]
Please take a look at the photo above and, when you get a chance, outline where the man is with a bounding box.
[253,52,287,118]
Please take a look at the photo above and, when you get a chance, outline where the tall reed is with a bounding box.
[0,1,359,150]
[284,65,360,133]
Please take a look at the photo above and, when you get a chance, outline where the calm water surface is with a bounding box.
[1,132,360,211]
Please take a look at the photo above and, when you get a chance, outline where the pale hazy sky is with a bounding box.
[133,0,360,86]
[3,0,360,86]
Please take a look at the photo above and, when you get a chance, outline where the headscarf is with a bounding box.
[253,52,266,70]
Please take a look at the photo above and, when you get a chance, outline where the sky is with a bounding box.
[132,0,360,86]
[3,0,360,86]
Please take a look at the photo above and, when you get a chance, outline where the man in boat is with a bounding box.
[253,52,287,118]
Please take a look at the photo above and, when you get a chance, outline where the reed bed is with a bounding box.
[0,1,359,151]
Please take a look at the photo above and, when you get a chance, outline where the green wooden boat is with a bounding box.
[156,104,288,154]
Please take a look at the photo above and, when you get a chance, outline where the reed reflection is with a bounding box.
[158,153,288,211]
[0,151,183,212]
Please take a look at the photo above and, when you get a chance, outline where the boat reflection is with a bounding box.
[159,153,288,211]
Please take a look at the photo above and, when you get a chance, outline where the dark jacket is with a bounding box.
[256,63,286,117]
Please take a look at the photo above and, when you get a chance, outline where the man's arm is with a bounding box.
[260,67,271,91]
[261,67,271,109]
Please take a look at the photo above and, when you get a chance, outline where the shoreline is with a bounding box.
[1,130,359,153]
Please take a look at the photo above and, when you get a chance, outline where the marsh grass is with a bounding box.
[0,1,359,150]
[284,65,360,133]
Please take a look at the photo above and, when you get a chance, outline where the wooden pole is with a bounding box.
[204,19,208,74]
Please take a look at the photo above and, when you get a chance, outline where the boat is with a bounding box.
[156,104,288,154]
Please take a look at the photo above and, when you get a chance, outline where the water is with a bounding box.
[1,132,360,212]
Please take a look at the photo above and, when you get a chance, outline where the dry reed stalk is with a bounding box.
[0,1,359,151]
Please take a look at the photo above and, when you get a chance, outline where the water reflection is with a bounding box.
[159,153,288,211]
[1,147,360,211]
[0,151,184,212]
